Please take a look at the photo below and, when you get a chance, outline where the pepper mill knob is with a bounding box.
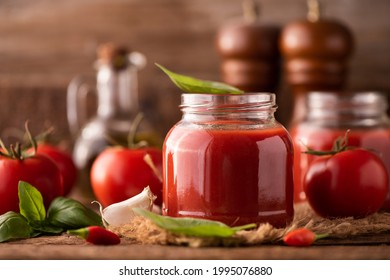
[280,0,354,123]
[216,0,281,92]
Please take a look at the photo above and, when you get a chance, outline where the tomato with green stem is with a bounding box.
[90,113,163,207]
[90,147,162,207]
[0,125,63,215]
[303,132,388,218]
[8,124,77,197]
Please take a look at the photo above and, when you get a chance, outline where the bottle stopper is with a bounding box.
[97,43,130,70]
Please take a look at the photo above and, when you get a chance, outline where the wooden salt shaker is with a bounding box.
[280,0,354,125]
[216,0,281,92]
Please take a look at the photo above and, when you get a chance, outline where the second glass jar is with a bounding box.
[290,91,390,211]
[163,93,294,227]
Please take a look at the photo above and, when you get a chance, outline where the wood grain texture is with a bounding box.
[1,234,390,260]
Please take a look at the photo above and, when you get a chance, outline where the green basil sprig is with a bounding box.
[134,208,256,238]
[19,181,46,223]
[156,63,244,94]
[47,197,103,229]
[0,212,32,243]
[0,181,102,243]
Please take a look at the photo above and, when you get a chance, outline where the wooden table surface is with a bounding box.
[1,234,390,260]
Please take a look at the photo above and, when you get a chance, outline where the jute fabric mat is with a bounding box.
[110,203,390,247]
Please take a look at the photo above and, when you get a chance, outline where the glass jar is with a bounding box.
[290,91,390,210]
[67,43,162,202]
[163,93,294,227]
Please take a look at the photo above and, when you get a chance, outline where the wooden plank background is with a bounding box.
[0,0,389,144]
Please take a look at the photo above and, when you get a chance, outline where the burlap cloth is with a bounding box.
[110,203,390,247]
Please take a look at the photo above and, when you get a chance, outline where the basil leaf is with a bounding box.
[18,181,46,222]
[156,63,244,94]
[29,220,63,235]
[134,208,256,238]
[47,197,102,229]
[0,211,32,243]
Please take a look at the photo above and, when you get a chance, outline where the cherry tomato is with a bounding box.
[35,144,77,196]
[0,154,63,215]
[90,147,162,207]
[304,149,388,218]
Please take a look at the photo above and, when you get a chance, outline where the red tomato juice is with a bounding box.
[163,122,294,227]
[291,125,390,209]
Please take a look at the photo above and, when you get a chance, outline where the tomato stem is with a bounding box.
[304,129,350,156]
[127,112,147,149]
[0,142,27,160]
[16,143,23,159]
[25,121,37,156]
[33,125,55,145]
[10,144,19,159]
[0,122,39,160]
[0,139,10,156]
[143,153,163,182]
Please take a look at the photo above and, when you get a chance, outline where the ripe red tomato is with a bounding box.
[90,147,162,207]
[304,149,388,218]
[0,154,64,215]
[35,144,77,196]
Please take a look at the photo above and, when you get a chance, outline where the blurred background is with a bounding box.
[0,0,389,145]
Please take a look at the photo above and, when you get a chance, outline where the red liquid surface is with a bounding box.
[163,122,294,227]
[291,125,390,210]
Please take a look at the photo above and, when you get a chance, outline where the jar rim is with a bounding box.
[180,92,277,113]
[307,91,386,104]
[307,91,387,110]
[305,91,388,123]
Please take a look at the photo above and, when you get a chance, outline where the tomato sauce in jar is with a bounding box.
[291,92,390,210]
[163,93,294,227]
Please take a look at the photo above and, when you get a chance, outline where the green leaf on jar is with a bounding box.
[133,208,256,238]
[0,211,33,243]
[156,63,244,94]
[47,197,103,229]
[18,181,46,223]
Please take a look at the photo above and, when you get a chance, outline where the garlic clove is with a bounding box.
[95,186,157,227]
[152,203,162,215]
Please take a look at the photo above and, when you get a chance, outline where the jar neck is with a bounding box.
[180,93,277,123]
[305,92,389,127]
[96,64,139,119]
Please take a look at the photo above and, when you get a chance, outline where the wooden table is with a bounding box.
[1,234,389,260]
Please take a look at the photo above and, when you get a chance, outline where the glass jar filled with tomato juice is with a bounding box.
[290,91,390,210]
[163,93,294,227]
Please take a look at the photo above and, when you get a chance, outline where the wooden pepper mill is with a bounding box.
[215,0,281,92]
[280,0,354,125]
